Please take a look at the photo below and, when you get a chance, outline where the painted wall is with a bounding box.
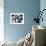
[4,0,40,42]
[40,0,46,27]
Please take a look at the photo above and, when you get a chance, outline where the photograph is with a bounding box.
[10,13,24,24]
[0,0,46,46]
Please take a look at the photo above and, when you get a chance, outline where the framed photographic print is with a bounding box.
[10,13,24,24]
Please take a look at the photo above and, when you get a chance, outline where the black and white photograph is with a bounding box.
[10,13,24,24]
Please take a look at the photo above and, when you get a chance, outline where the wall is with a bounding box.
[4,0,40,42]
[40,0,46,27]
